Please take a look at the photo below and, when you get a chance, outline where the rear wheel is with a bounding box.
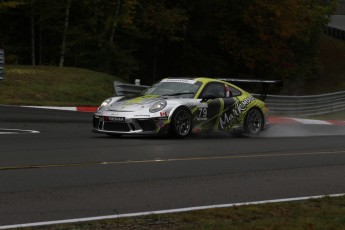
[170,107,192,138]
[243,108,263,135]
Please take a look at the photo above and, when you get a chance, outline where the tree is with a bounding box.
[0,0,23,49]
[138,0,188,82]
[218,0,337,83]
[0,0,338,87]
[59,0,72,67]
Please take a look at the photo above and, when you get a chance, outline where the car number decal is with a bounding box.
[197,108,208,120]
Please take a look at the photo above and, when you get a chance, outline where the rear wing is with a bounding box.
[217,78,283,101]
[114,81,149,96]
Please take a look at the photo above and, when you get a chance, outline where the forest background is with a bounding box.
[0,0,339,91]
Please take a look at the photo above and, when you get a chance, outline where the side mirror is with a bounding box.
[201,93,216,102]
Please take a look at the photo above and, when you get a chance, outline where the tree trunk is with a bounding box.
[30,2,35,66]
[109,0,121,43]
[59,0,72,68]
[38,23,42,65]
[152,35,158,82]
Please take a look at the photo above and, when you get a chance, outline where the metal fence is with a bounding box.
[263,91,345,116]
[113,81,345,116]
[0,49,4,80]
[326,15,345,40]
[324,25,345,40]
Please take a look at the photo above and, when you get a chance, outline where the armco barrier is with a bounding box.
[113,81,345,116]
[263,91,345,116]
[326,15,345,40]
[324,25,345,40]
[0,49,4,80]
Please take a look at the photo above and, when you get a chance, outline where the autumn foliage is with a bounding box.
[0,0,338,84]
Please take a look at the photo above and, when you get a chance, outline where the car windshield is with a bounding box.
[141,79,202,98]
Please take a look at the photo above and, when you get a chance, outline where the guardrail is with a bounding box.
[325,15,345,40]
[263,91,345,116]
[0,49,4,80]
[324,25,345,40]
[113,81,345,116]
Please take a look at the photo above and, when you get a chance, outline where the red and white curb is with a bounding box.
[269,116,345,126]
[18,106,345,126]
[22,105,98,113]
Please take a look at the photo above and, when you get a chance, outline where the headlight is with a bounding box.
[149,100,167,113]
[98,98,112,110]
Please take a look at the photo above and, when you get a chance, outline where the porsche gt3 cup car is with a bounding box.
[93,77,270,138]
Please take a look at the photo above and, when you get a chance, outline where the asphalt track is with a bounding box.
[0,105,345,226]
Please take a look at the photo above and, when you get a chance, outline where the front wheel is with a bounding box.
[243,108,264,135]
[170,107,192,138]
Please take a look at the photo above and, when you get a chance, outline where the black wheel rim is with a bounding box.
[246,109,262,134]
[174,110,191,136]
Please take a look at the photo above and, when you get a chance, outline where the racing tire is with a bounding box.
[170,107,192,138]
[243,108,264,135]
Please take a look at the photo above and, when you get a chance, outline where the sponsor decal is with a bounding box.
[160,111,168,117]
[123,95,159,105]
[159,122,165,128]
[161,79,197,84]
[109,117,125,122]
[134,115,150,117]
[192,127,202,134]
[219,96,255,130]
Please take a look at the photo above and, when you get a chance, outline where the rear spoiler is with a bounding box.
[217,78,283,101]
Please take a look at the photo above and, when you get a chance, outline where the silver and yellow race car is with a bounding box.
[93,77,273,138]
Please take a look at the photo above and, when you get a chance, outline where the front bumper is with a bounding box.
[92,115,170,135]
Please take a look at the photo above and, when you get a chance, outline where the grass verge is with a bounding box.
[26,195,345,230]
[0,65,122,106]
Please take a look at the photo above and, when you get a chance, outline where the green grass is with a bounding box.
[27,195,345,230]
[0,65,122,106]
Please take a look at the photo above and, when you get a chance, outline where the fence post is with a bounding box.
[0,49,4,80]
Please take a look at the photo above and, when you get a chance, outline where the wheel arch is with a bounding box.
[242,106,265,132]
[168,105,192,120]
[168,106,193,138]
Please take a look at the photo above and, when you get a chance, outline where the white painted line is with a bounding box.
[21,106,77,111]
[290,118,332,125]
[0,128,40,134]
[0,193,344,229]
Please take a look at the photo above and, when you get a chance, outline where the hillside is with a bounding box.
[0,65,121,106]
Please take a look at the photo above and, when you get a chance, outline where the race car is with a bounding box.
[93,77,272,138]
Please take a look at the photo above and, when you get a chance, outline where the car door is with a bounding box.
[193,82,237,133]
[217,83,243,131]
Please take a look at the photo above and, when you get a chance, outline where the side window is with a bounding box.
[228,85,242,97]
[201,83,225,98]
